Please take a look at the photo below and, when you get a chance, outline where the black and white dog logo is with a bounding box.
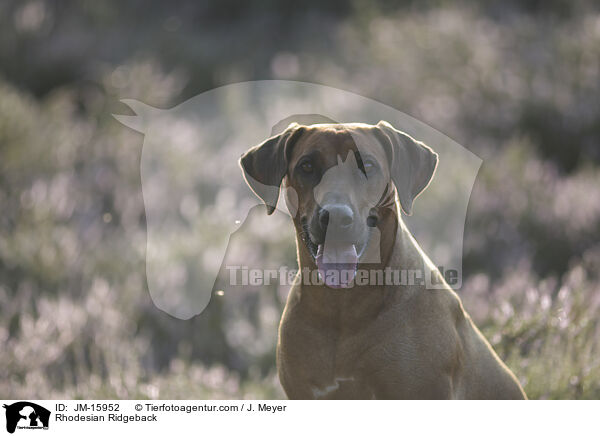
[3,402,50,434]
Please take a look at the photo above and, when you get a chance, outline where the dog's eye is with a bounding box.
[364,160,376,173]
[300,161,314,173]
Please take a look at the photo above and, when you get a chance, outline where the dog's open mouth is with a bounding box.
[301,220,365,288]
[315,243,358,289]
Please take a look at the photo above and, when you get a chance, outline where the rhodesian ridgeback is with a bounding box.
[240,121,526,399]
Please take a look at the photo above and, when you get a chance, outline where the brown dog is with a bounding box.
[240,121,526,399]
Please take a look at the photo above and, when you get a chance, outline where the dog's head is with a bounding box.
[240,121,438,287]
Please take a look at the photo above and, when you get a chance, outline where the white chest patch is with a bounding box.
[311,377,355,399]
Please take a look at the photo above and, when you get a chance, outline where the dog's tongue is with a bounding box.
[316,243,358,289]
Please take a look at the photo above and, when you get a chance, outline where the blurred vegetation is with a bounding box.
[1,0,600,399]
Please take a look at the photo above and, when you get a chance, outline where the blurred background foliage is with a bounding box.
[1,0,600,399]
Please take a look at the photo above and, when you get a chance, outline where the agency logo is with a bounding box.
[114,80,481,319]
[3,402,50,434]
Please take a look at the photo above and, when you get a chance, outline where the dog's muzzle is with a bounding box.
[309,203,364,289]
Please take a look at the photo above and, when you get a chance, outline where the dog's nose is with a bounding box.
[319,204,354,230]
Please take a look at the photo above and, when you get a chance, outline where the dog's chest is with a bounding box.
[286,327,377,399]
[310,375,372,399]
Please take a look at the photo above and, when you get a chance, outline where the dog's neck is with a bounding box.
[292,200,425,325]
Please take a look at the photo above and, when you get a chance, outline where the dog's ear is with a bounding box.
[376,121,438,215]
[240,123,304,215]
